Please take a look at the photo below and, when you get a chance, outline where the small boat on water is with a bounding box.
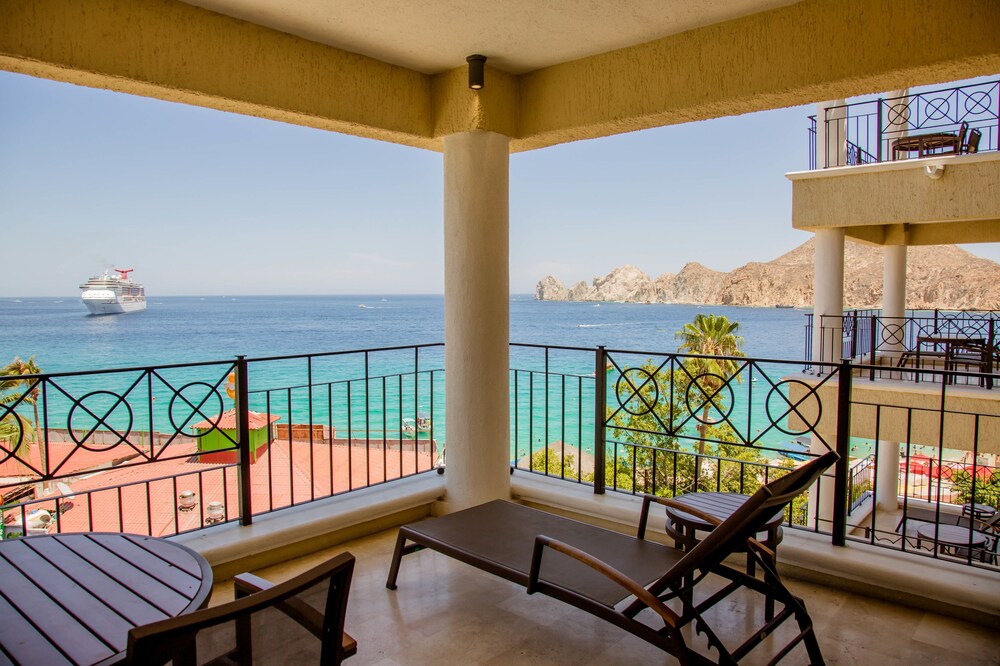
[775,304,795,309]
[80,268,146,315]
[401,413,433,436]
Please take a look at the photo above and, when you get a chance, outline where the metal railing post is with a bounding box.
[235,355,253,526]
[869,314,878,380]
[593,346,607,495]
[850,311,859,358]
[832,359,852,546]
[876,97,884,162]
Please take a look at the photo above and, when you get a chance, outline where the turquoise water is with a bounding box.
[1,296,813,456]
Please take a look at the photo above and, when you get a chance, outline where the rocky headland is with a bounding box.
[535,240,1000,309]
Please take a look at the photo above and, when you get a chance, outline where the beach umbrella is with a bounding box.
[901,454,932,476]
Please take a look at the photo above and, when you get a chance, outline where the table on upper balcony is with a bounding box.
[0,532,213,665]
[891,132,963,159]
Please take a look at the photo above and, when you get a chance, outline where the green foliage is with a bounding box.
[950,470,1000,511]
[0,356,42,458]
[529,447,578,477]
[600,313,771,497]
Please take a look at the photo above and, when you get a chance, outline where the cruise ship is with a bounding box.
[79,268,147,315]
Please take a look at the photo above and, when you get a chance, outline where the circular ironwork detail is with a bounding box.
[886,102,911,127]
[924,96,950,121]
[765,380,821,436]
[615,367,659,416]
[169,382,224,437]
[68,390,133,450]
[965,91,990,116]
[879,323,905,347]
[0,403,26,463]
[684,373,734,425]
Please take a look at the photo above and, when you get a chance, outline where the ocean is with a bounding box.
[0,295,814,456]
[0,295,809,372]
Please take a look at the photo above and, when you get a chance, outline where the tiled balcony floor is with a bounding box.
[209,528,998,665]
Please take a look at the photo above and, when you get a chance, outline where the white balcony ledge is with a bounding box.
[174,472,445,579]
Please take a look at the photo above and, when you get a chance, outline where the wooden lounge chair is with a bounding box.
[126,552,357,665]
[387,451,838,665]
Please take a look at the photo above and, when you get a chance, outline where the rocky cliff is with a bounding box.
[534,240,1000,309]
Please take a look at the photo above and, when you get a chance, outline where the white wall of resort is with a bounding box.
[442,130,512,511]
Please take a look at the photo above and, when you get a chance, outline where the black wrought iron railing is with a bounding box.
[808,80,999,169]
[0,345,444,538]
[848,454,874,515]
[844,363,1000,567]
[512,346,999,570]
[3,343,998,571]
[806,309,1000,386]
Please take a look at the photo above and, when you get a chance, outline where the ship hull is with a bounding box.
[81,291,146,315]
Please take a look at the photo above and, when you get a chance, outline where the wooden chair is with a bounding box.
[388,451,838,665]
[127,552,356,665]
[965,127,982,154]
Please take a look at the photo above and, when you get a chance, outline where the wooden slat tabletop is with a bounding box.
[0,533,213,665]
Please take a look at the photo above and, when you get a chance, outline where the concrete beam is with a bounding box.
[0,0,438,149]
[790,153,1000,240]
[3,0,998,153]
[515,0,1000,151]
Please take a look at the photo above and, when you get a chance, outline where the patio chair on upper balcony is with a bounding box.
[387,450,838,665]
[965,127,982,154]
[127,551,357,665]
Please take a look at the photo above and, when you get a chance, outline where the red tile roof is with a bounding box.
[191,409,280,431]
[39,438,435,537]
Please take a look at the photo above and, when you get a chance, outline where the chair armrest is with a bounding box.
[233,572,324,640]
[527,534,682,629]
[233,572,274,598]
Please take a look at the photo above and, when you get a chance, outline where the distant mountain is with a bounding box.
[534,240,1000,309]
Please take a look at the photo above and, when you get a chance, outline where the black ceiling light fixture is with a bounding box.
[467,54,486,90]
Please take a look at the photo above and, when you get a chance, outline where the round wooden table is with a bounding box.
[663,492,785,619]
[663,491,784,549]
[0,532,213,665]
[916,523,988,553]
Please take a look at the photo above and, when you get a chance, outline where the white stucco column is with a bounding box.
[876,441,901,513]
[875,244,907,512]
[812,228,846,369]
[442,130,511,511]
[882,244,907,357]
[816,99,848,168]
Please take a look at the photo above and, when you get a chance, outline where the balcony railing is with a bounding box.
[0,345,444,538]
[807,80,999,169]
[805,309,1000,386]
[2,343,998,572]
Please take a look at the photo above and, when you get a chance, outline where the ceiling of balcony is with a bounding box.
[180,0,803,75]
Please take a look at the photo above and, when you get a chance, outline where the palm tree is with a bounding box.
[675,315,746,488]
[0,356,45,473]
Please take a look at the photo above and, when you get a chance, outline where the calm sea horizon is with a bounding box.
[2,295,818,455]
[1,294,810,373]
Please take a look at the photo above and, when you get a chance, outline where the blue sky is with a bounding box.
[1,70,996,296]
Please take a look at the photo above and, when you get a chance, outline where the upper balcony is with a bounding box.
[807,80,1000,170]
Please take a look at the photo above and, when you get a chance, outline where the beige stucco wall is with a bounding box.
[0,0,438,150]
[788,375,1000,456]
[2,0,998,152]
[789,153,1000,242]
[515,0,1000,151]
